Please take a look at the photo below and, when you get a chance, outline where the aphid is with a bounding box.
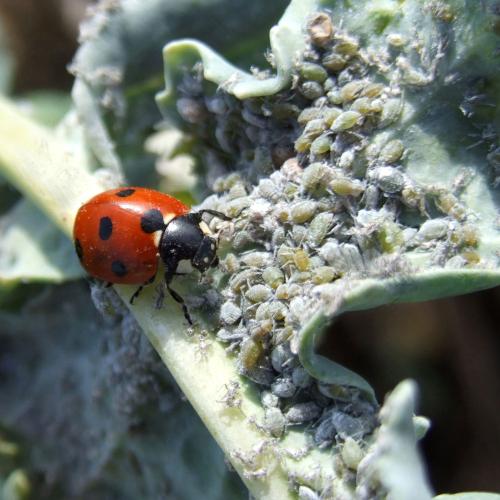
[330,110,363,132]
[322,52,347,72]
[341,437,364,470]
[73,187,229,324]
[264,407,286,437]
[310,134,333,155]
[301,162,331,193]
[290,200,318,223]
[299,81,324,100]
[271,377,296,398]
[262,267,285,289]
[245,284,273,303]
[373,166,405,193]
[299,62,328,83]
[220,301,242,325]
[285,402,321,424]
[379,139,405,164]
[308,12,334,47]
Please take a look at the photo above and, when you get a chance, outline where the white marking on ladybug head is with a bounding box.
[199,220,213,236]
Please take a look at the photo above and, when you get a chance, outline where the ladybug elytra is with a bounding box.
[73,187,228,324]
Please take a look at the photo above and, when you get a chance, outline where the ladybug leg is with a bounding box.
[154,284,165,309]
[129,275,156,305]
[164,269,193,326]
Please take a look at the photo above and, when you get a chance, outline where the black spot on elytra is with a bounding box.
[116,188,135,197]
[111,260,127,277]
[99,216,113,240]
[140,208,165,233]
[74,239,83,261]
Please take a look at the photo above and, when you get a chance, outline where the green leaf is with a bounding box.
[0,199,83,286]
[0,283,245,499]
[357,380,434,500]
[156,0,319,115]
[71,0,290,184]
[15,91,72,128]
[0,0,499,498]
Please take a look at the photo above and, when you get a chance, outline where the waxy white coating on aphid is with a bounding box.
[261,390,279,409]
[262,267,285,289]
[226,197,251,217]
[258,178,280,201]
[221,253,240,274]
[271,377,296,398]
[319,242,365,273]
[417,219,449,241]
[386,33,407,47]
[220,301,242,325]
[245,284,272,303]
[338,150,355,170]
[268,301,288,321]
[264,408,286,438]
[230,269,260,293]
[227,182,247,200]
[285,402,321,424]
[298,486,321,500]
[241,251,274,268]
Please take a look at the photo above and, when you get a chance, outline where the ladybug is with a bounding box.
[73,187,228,324]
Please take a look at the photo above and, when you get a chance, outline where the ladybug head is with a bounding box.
[159,212,219,275]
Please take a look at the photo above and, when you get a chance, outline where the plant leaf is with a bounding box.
[71,0,290,184]
[0,199,83,286]
[357,380,434,500]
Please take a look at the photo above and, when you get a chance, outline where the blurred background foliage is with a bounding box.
[0,0,498,498]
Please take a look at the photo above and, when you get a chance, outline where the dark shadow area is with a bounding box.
[319,287,500,494]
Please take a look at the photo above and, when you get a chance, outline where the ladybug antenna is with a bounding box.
[196,209,231,221]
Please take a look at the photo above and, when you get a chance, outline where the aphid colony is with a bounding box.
[171,8,484,450]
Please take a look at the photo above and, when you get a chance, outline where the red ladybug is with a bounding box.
[73,186,228,324]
